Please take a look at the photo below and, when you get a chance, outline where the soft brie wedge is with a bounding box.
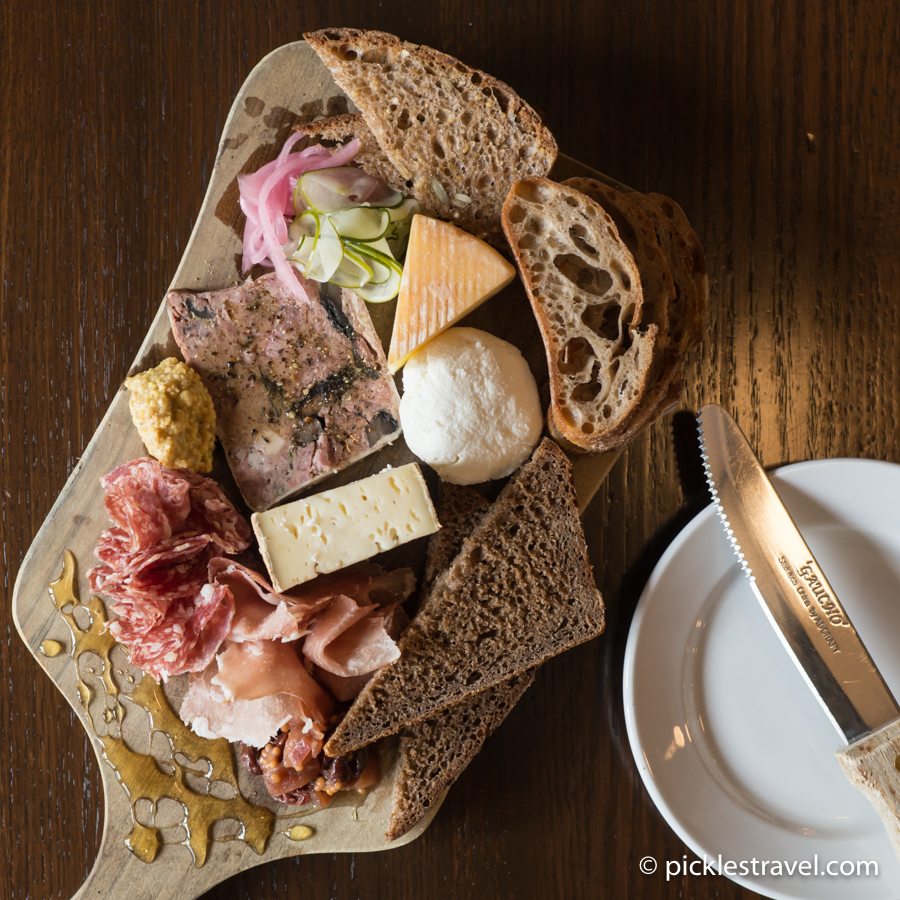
[252,464,440,592]
[388,215,516,372]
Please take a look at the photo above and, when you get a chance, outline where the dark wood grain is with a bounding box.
[2,2,899,899]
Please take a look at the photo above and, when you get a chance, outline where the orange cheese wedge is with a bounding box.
[387,216,517,372]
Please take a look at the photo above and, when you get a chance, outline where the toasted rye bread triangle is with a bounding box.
[387,669,536,841]
[324,438,604,757]
[304,28,558,248]
[388,483,533,841]
[422,482,489,590]
[501,177,660,454]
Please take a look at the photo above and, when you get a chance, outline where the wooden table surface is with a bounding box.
[3,2,899,898]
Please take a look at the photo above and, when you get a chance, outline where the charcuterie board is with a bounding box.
[12,39,623,900]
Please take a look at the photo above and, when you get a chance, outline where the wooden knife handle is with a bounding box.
[835,717,900,860]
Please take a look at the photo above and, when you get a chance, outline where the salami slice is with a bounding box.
[101,459,193,550]
[183,471,252,553]
[122,583,235,682]
[88,459,252,682]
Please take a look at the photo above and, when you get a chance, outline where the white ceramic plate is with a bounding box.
[624,459,900,900]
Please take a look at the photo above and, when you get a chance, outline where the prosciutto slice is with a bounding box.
[181,664,320,749]
[303,596,386,677]
[211,640,333,732]
[285,564,415,609]
[210,558,327,643]
[181,639,334,749]
[303,597,409,702]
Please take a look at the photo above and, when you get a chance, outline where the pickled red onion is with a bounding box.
[238,134,361,297]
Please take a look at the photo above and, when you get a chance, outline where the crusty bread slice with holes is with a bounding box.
[304,28,558,248]
[563,177,680,443]
[388,482,534,841]
[629,193,702,356]
[647,192,708,338]
[501,177,660,454]
[563,179,675,355]
[296,113,408,195]
[577,191,702,453]
[324,438,604,757]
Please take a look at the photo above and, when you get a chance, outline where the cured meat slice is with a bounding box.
[211,640,334,733]
[208,557,337,641]
[227,595,308,644]
[211,559,313,643]
[182,584,236,674]
[286,564,416,607]
[181,664,319,749]
[88,459,252,682]
[303,595,404,678]
[101,459,193,550]
[93,533,211,584]
[117,583,235,682]
[182,471,252,553]
[167,272,402,511]
[311,602,410,701]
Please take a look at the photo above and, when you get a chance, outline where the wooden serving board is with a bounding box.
[12,40,624,900]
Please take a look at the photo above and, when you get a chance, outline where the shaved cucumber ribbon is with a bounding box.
[238,133,360,297]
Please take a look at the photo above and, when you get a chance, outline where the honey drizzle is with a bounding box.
[40,640,64,657]
[48,551,274,866]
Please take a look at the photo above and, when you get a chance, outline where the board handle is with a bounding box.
[835,717,900,861]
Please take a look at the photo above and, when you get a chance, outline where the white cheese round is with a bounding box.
[399,327,543,484]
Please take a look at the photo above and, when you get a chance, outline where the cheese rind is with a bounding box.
[388,215,517,373]
[252,464,440,592]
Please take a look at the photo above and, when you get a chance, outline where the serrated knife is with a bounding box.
[697,403,900,859]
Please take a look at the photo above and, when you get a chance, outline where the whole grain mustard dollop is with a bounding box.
[125,358,216,472]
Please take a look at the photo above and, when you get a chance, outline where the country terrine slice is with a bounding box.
[167,272,401,511]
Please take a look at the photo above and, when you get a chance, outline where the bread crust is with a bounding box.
[296,112,410,195]
[502,177,661,453]
[562,177,682,444]
[304,28,558,248]
[647,191,708,334]
[630,192,703,356]
[387,669,536,841]
[386,483,529,841]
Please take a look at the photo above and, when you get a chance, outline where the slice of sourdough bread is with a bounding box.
[304,28,558,247]
[388,483,533,841]
[562,177,680,443]
[646,192,708,334]
[563,178,675,356]
[297,112,408,195]
[324,438,604,757]
[501,177,660,454]
[629,192,703,356]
